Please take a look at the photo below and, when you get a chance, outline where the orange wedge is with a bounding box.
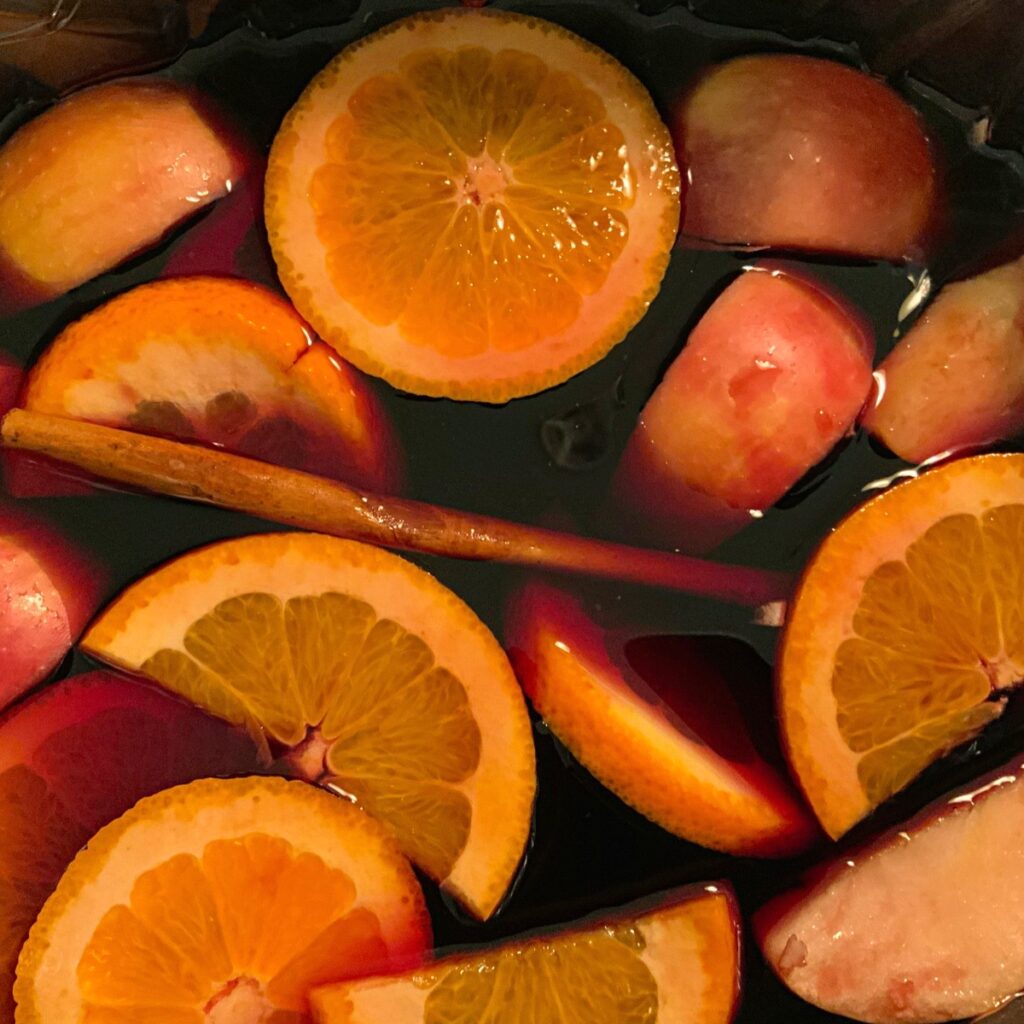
[22,276,399,491]
[506,581,817,857]
[82,533,535,919]
[779,453,1024,838]
[14,776,431,1024]
[265,8,680,402]
[312,884,740,1024]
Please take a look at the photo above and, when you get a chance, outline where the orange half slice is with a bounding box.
[779,453,1024,837]
[82,533,536,919]
[312,885,740,1024]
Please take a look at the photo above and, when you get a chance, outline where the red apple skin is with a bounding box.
[756,758,1024,1023]
[611,265,874,552]
[676,55,937,261]
[0,81,248,314]
[0,670,263,1021]
[863,256,1024,462]
[0,505,106,709]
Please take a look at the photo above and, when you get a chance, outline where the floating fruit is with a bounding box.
[0,671,261,1021]
[675,54,936,260]
[758,755,1024,1023]
[0,82,245,311]
[612,265,874,552]
[20,275,399,494]
[506,580,816,857]
[778,452,1024,839]
[265,8,680,402]
[82,532,536,919]
[15,775,431,1023]
[864,255,1024,462]
[0,503,105,708]
[313,883,740,1024]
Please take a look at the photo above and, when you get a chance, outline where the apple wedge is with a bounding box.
[864,255,1024,462]
[611,264,874,552]
[757,756,1024,1022]
[675,54,937,260]
[0,81,245,311]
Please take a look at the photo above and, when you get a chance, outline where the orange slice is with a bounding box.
[14,776,431,1024]
[22,276,398,492]
[265,8,680,402]
[779,453,1024,838]
[81,533,535,919]
[312,884,740,1024]
[506,581,817,857]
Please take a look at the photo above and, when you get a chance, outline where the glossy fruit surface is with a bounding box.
[612,265,873,552]
[313,884,740,1024]
[676,54,936,260]
[779,453,1024,838]
[83,532,536,919]
[758,756,1024,1023]
[15,775,431,1023]
[0,82,244,309]
[864,255,1024,462]
[22,276,399,492]
[0,671,261,1022]
[506,579,816,856]
[266,8,680,401]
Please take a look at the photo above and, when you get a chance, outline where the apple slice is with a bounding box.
[0,670,262,1021]
[864,255,1024,462]
[675,54,937,261]
[757,756,1024,1023]
[505,579,817,857]
[0,504,105,709]
[611,264,874,552]
[0,80,246,312]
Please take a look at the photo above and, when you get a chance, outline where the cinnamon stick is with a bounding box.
[1,409,793,608]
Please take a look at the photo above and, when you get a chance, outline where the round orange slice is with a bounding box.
[312,884,740,1024]
[22,276,399,492]
[14,775,431,1024]
[81,532,536,920]
[779,453,1024,839]
[265,8,680,402]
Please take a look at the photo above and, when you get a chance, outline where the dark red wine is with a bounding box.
[2,2,1023,1021]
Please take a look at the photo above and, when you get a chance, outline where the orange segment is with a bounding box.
[779,453,1024,838]
[506,581,816,858]
[22,276,398,492]
[81,533,535,919]
[312,885,740,1024]
[15,777,430,1024]
[265,8,680,402]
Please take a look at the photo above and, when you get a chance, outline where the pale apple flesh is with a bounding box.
[757,758,1024,1023]
[864,256,1024,463]
[675,54,937,261]
[612,265,874,552]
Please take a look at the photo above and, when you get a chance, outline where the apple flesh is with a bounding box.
[505,579,818,857]
[675,54,937,261]
[611,265,874,552]
[0,670,262,1020]
[863,255,1024,462]
[0,505,105,708]
[0,81,246,312]
[757,757,1024,1023]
